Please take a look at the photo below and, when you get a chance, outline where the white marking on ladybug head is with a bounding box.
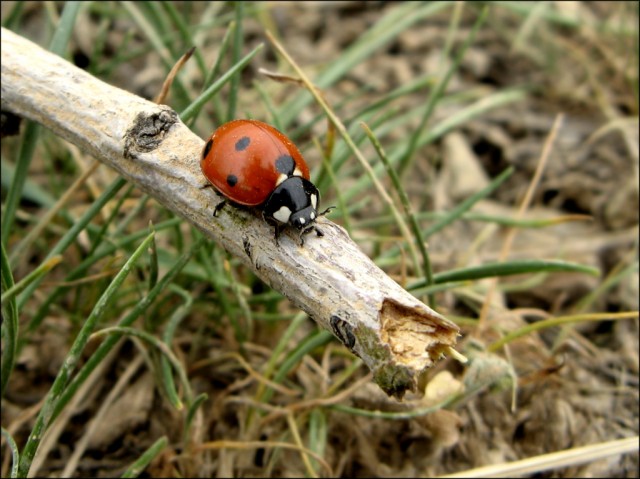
[273,206,292,224]
[310,211,316,220]
[293,167,303,177]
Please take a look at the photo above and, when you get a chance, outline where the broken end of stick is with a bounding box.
[363,298,461,400]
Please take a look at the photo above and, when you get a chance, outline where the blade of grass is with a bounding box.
[314,139,353,237]
[376,166,514,265]
[9,159,100,265]
[189,21,236,128]
[17,232,156,478]
[362,122,434,306]
[162,2,207,75]
[270,330,334,394]
[48,1,82,56]
[397,5,488,175]
[159,284,193,409]
[276,2,452,127]
[1,243,18,396]
[487,311,639,353]
[424,167,516,238]
[227,1,244,120]
[27,217,182,334]
[409,259,600,287]
[1,427,19,478]
[120,436,169,478]
[340,88,528,205]
[2,121,42,246]
[17,177,127,312]
[1,255,62,307]
[90,326,192,409]
[265,31,420,275]
[121,1,192,107]
[184,392,208,443]
[180,42,264,123]
[49,237,205,426]
[0,158,56,208]
[147,223,158,290]
[307,408,327,477]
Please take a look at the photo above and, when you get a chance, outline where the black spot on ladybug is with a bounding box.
[203,139,213,159]
[330,315,356,350]
[227,174,238,187]
[235,136,250,151]
[275,155,295,176]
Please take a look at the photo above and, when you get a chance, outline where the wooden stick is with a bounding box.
[1,27,460,399]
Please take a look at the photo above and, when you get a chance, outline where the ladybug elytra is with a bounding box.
[201,119,332,245]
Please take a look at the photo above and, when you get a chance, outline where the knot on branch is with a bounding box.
[124,107,178,159]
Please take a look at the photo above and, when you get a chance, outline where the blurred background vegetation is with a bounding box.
[1,2,638,477]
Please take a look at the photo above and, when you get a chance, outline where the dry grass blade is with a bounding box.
[438,436,639,478]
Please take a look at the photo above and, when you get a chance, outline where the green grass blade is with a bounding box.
[488,311,639,352]
[27,217,181,335]
[424,167,515,238]
[17,177,127,311]
[159,285,194,409]
[184,392,208,442]
[2,122,42,246]
[1,256,62,307]
[0,159,55,208]
[1,427,20,478]
[397,6,488,175]
[180,42,264,123]
[277,2,452,126]
[121,1,191,106]
[49,237,204,426]
[362,123,435,303]
[17,232,156,478]
[91,326,191,409]
[1,243,19,396]
[48,1,83,56]
[340,88,528,205]
[120,436,169,478]
[227,1,244,120]
[417,259,601,287]
[162,2,207,75]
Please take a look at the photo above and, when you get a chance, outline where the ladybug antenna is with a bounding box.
[319,205,336,217]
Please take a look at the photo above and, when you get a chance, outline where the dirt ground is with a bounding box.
[1,2,638,478]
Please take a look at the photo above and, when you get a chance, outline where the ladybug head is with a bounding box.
[263,176,325,244]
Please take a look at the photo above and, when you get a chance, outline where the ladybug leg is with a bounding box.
[213,200,227,217]
[299,226,320,246]
[273,223,283,246]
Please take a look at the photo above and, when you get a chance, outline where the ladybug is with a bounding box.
[201,119,332,245]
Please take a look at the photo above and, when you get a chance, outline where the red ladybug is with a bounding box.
[201,119,331,245]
